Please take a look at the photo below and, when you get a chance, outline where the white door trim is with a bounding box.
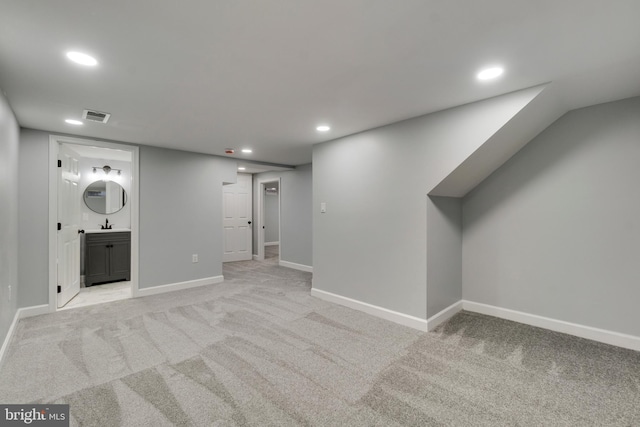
[48,135,140,312]
[256,177,281,261]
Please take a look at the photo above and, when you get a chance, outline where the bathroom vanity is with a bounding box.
[84,230,131,287]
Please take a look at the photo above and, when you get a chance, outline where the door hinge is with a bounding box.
[57,285,61,293]
[57,159,62,167]
[57,222,62,231]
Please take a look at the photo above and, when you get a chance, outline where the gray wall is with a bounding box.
[264,182,279,243]
[427,196,462,316]
[253,164,312,267]
[463,96,640,336]
[139,146,236,288]
[16,129,237,303]
[0,89,19,349]
[18,129,50,306]
[312,88,541,319]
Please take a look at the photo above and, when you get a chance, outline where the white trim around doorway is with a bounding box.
[48,135,140,313]
[256,177,281,261]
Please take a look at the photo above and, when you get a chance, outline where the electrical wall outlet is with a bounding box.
[192,254,198,263]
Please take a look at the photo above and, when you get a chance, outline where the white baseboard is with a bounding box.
[279,260,313,273]
[265,241,279,246]
[310,288,428,331]
[0,309,20,371]
[426,301,463,331]
[462,300,640,352]
[1,304,53,370]
[136,275,224,298]
[18,304,51,319]
[306,289,640,351]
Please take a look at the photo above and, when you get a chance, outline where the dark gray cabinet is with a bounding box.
[85,231,131,287]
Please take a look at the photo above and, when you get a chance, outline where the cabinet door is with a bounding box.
[86,242,110,285]
[110,240,131,278]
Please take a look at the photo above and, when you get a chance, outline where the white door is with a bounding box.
[223,173,253,262]
[57,144,82,308]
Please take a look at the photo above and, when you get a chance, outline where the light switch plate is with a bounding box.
[320,202,326,213]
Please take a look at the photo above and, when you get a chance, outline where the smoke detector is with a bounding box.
[82,109,111,124]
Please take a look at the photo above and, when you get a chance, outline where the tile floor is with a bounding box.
[61,281,131,310]
[265,244,279,259]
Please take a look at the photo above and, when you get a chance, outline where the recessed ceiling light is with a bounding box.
[65,119,83,125]
[66,51,98,66]
[477,66,504,81]
[238,167,246,171]
[316,125,330,132]
[241,149,252,154]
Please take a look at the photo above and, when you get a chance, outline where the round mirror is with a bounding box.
[83,181,128,214]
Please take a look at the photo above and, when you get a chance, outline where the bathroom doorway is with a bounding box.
[48,135,139,311]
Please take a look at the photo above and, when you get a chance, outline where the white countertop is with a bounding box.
[85,228,131,234]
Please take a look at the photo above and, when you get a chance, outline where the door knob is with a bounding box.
[78,229,85,234]
[248,221,252,224]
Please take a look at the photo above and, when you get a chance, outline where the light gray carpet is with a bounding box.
[1,257,639,426]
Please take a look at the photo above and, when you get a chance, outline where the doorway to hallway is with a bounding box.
[256,177,281,262]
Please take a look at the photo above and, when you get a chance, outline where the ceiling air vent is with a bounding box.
[82,109,111,124]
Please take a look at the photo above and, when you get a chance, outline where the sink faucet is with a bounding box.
[100,218,113,230]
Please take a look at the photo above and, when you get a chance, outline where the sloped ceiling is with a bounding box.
[430,83,566,197]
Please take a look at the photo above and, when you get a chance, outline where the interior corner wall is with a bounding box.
[18,129,50,307]
[0,89,19,348]
[312,89,541,319]
[252,164,312,267]
[462,96,640,337]
[427,196,462,317]
[138,146,236,288]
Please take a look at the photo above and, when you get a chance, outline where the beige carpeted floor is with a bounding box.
[1,256,639,426]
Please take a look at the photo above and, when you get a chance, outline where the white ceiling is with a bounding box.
[1,0,639,166]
